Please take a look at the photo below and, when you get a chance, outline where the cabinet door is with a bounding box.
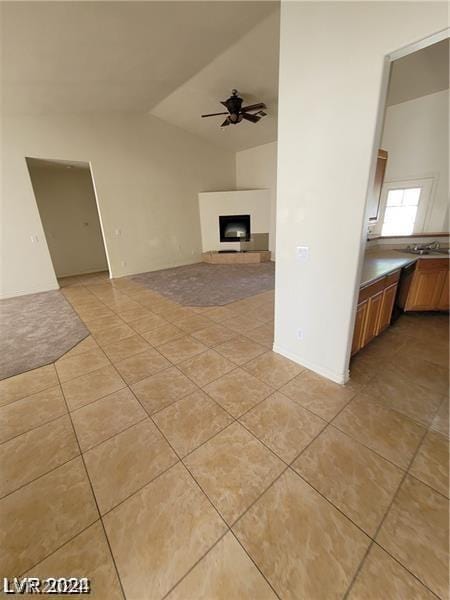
[362,291,383,346]
[406,270,446,311]
[437,271,449,310]
[377,283,398,334]
[352,301,368,355]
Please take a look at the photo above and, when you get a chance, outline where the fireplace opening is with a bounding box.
[219,214,251,242]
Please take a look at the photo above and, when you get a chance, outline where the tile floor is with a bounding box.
[0,270,448,599]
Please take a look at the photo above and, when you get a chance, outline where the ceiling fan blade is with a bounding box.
[201,112,229,118]
[221,118,231,127]
[241,113,261,123]
[241,102,266,113]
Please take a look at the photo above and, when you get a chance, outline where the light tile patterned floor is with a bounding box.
[0,270,448,599]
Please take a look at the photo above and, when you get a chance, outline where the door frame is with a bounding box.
[348,27,450,377]
[25,156,112,282]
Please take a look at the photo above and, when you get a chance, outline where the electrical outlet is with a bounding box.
[121,260,127,267]
[115,228,122,237]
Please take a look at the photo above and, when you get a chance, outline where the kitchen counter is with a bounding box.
[360,250,417,288]
[354,249,449,355]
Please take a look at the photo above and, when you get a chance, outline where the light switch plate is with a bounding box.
[296,246,309,261]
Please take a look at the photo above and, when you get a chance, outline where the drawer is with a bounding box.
[385,270,401,287]
[359,277,386,303]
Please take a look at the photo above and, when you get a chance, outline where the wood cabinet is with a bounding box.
[351,269,399,356]
[367,149,388,222]
[353,256,449,356]
[402,258,449,311]
[437,271,449,310]
[377,283,398,334]
[352,300,368,355]
[363,291,384,346]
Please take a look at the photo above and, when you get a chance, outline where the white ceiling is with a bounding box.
[2,0,278,122]
[151,9,280,152]
[387,38,449,106]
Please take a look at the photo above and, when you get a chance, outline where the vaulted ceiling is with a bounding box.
[151,10,280,151]
[387,38,449,106]
[2,1,279,150]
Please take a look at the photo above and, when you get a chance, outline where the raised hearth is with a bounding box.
[202,250,271,264]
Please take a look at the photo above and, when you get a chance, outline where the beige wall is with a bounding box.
[28,165,109,278]
[1,113,235,298]
[380,89,449,233]
[275,1,447,383]
[198,190,271,252]
[236,141,277,255]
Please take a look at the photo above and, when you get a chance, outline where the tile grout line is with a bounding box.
[159,529,233,600]
[109,351,283,600]
[77,414,149,455]
[20,519,105,579]
[0,421,81,502]
[109,296,406,554]
[342,423,434,599]
[53,364,128,600]
[65,381,128,413]
[5,275,446,599]
[116,385,242,598]
[177,453,283,600]
[181,368,445,598]
[0,408,69,447]
[97,458,181,519]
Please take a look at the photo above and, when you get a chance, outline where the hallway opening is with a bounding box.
[26,157,109,280]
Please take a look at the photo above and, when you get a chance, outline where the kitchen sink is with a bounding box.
[397,248,435,255]
[432,248,450,255]
[396,245,450,256]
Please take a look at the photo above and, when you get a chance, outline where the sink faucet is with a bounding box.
[406,240,440,254]
[425,240,440,250]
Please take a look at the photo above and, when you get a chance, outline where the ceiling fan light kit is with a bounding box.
[201,89,267,127]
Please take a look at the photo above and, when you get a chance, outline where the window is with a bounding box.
[375,178,433,237]
[381,187,421,236]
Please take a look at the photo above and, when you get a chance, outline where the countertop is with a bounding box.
[360,249,448,287]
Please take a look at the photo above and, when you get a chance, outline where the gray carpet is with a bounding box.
[0,290,89,380]
[131,262,275,306]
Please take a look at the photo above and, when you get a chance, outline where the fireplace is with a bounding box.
[219,214,251,242]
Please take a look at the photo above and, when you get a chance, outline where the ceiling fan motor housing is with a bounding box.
[223,91,243,122]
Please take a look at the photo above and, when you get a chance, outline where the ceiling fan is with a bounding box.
[201,89,267,127]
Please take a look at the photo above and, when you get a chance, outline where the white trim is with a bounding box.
[351,30,448,383]
[88,162,113,279]
[388,28,449,62]
[0,283,60,301]
[272,344,349,385]
[56,267,109,279]
[25,156,112,282]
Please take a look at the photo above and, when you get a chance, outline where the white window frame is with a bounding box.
[373,177,435,236]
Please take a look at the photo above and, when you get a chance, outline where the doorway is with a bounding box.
[350,32,449,374]
[26,157,110,281]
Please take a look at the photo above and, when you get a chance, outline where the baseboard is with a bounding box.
[57,267,109,278]
[272,344,349,385]
[0,283,60,300]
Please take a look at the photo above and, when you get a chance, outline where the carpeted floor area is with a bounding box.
[0,290,89,380]
[131,262,275,306]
